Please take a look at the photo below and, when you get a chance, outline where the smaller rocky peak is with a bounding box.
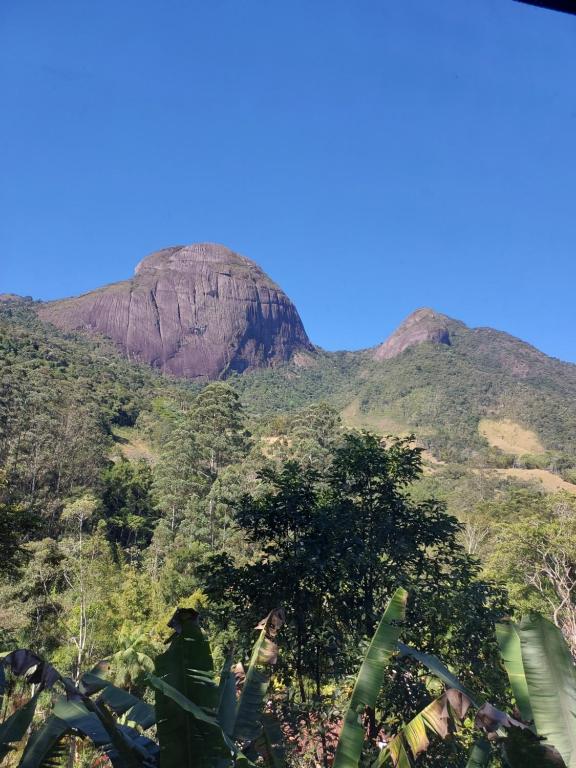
[373,307,464,361]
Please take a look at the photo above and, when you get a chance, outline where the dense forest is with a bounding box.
[2,300,576,767]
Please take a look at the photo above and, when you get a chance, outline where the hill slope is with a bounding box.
[233,310,576,465]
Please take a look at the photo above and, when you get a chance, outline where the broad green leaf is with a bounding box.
[153,608,228,768]
[465,738,491,767]
[517,613,576,768]
[148,674,224,729]
[0,692,40,760]
[496,622,533,723]
[333,587,408,768]
[148,673,233,766]
[253,713,285,768]
[52,696,148,768]
[18,715,70,768]
[80,672,155,729]
[397,642,480,707]
[217,651,237,738]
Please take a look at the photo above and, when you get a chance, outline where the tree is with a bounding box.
[101,458,157,548]
[153,418,208,539]
[201,432,507,706]
[189,383,251,548]
[59,501,121,681]
[486,492,576,653]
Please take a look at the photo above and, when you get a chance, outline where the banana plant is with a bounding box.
[1,607,285,768]
[374,688,472,767]
[497,614,576,767]
[397,622,570,768]
[0,649,158,767]
[332,587,408,768]
[149,606,285,768]
[329,590,488,768]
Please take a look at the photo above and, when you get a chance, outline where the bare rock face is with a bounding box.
[373,308,463,361]
[38,243,314,379]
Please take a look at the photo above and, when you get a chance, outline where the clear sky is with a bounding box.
[1,0,575,360]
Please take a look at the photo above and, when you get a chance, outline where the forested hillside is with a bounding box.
[2,297,576,766]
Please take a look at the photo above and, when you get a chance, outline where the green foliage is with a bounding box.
[3,300,576,767]
[514,613,576,767]
[153,608,231,768]
[234,329,576,465]
[201,433,508,713]
[485,493,576,653]
[102,459,157,548]
[333,588,407,768]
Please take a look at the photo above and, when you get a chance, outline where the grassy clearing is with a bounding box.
[111,426,157,463]
[490,467,576,495]
[479,418,544,456]
[340,399,410,435]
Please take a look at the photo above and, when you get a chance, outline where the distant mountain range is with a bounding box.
[4,242,576,467]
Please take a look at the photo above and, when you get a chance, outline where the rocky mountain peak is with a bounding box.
[38,243,313,379]
[373,307,464,361]
[134,243,270,277]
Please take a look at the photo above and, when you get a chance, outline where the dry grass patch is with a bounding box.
[490,467,576,495]
[111,426,156,463]
[479,418,544,456]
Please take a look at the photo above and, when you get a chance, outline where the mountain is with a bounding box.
[373,308,463,360]
[37,243,313,379]
[5,243,576,470]
[233,309,576,464]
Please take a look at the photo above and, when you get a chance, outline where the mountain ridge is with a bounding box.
[3,262,576,470]
[9,242,573,376]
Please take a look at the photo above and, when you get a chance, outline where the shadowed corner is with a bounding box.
[513,0,576,15]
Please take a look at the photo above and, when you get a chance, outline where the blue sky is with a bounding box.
[1,0,575,359]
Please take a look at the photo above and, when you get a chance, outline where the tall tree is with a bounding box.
[101,458,157,548]
[201,432,507,702]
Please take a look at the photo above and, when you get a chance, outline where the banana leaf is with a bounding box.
[1,650,62,693]
[148,674,233,765]
[217,651,237,739]
[465,738,491,767]
[18,715,70,768]
[374,688,472,767]
[53,697,118,752]
[0,691,41,760]
[332,587,408,768]
[252,713,285,768]
[152,607,233,768]
[81,671,155,729]
[233,609,284,743]
[117,724,160,762]
[52,696,152,768]
[397,642,480,706]
[516,613,576,768]
[495,622,533,724]
[397,643,528,737]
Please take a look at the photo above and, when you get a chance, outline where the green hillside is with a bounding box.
[234,327,576,469]
[3,297,576,767]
